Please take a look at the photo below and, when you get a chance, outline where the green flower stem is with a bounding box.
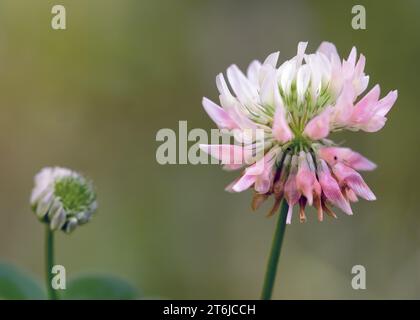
[45,226,58,300]
[261,201,288,300]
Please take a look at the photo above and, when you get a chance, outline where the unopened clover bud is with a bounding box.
[30,167,97,233]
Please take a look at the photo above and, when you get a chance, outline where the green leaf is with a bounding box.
[63,274,139,300]
[0,262,46,300]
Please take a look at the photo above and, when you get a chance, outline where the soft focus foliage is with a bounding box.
[0,263,45,299]
[63,274,139,299]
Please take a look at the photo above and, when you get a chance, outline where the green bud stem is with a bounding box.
[45,226,58,300]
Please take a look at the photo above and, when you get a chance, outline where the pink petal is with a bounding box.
[307,153,322,199]
[332,163,376,201]
[272,91,293,143]
[318,42,343,97]
[374,90,398,117]
[345,151,376,171]
[341,47,357,78]
[248,150,278,193]
[284,155,301,223]
[339,80,356,102]
[354,54,366,78]
[318,147,340,165]
[331,81,355,126]
[254,177,272,194]
[228,149,279,193]
[284,156,301,208]
[226,174,256,193]
[202,97,237,129]
[361,115,387,132]
[318,147,377,171]
[219,96,257,130]
[317,42,339,61]
[303,107,332,140]
[317,160,353,215]
[350,88,396,132]
[231,175,255,192]
[351,85,380,124]
[249,147,278,172]
[296,152,317,205]
[222,163,245,171]
[347,47,357,66]
[352,54,369,96]
[199,144,244,166]
[359,75,370,94]
[286,204,294,224]
[345,188,359,202]
[224,177,240,192]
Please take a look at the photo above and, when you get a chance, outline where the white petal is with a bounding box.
[226,64,258,104]
[296,65,311,102]
[50,208,66,230]
[296,41,308,66]
[202,97,237,129]
[259,69,277,107]
[279,60,295,95]
[216,73,233,98]
[263,51,280,68]
[246,60,262,86]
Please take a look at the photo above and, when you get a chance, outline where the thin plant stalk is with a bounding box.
[261,201,288,300]
[45,226,58,300]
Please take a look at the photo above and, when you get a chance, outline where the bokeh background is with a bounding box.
[0,0,419,299]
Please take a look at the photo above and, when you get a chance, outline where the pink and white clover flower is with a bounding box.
[200,42,397,223]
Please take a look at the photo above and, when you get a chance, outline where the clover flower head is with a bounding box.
[200,41,397,223]
[30,167,97,233]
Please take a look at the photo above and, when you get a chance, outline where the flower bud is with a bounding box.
[30,167,97,233]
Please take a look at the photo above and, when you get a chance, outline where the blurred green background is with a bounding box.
[0,0,419,299]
